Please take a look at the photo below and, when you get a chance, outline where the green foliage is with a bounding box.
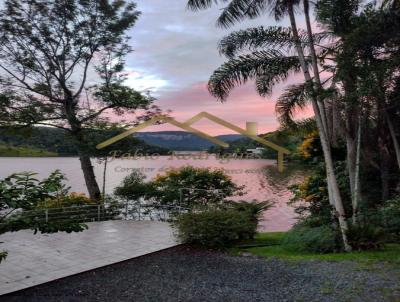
[115,167,245,209]
[114,170,153,201]
[218,26,310,58]
[346,223,385,251]
[187,0,400,254]
[37,192,97,209]
[288,164,334,226]
[1,216,87,235]
[0,170,89,262]
[226,200,273,222]
[0,143,57,157]
[282,224,341,253]
[152,166,244,208]
[316,0,360,34]
[275,83,317,130]
[0,170,90,263]
[380,197,400,241]
[0,0,163,200]
[0,170,69,211]
[112,167,249,223]
[173,201,270,248]
[234,232,400,263]
[261,130,303,159]
[0,0,145,128]
[208,51,301,100]
[187,0,300,26]
[93,83,151,109]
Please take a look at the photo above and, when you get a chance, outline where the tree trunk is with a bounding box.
[289,4,352,251]
[78,153,101,201]
[326,100,334,145]
[303,0,330,141]
[380,150,390,201]
[346,132,357,205]
[353,114,362,223]
[331,94,342,147]
[378,109,391,201]
[65,94,102,202]
[342,76,360,221]
[386,112,400,170]
[102,157,108,203]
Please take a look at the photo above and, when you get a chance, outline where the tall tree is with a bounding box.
[187,0,352,251]
[318,0,400,201]
[0,0,157,201]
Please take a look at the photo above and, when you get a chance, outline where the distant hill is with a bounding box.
[134,131,243,151]
[209,129,304,160]
[0,127,169,157]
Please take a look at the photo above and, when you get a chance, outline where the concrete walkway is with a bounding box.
[0,221,177,295]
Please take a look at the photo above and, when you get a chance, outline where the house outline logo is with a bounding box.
[96,112,290,172]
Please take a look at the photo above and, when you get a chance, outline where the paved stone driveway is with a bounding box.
[0,221,177,295]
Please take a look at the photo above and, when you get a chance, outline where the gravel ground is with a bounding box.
[2,245,400,302]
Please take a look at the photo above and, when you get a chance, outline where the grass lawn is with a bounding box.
[232,232,400,263]
[0,144,57,157]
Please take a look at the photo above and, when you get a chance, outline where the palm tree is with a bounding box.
[187,0,352,251]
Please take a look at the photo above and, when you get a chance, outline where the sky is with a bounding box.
[122,1,312,135]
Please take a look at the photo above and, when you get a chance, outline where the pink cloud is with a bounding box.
[143,79,313,135]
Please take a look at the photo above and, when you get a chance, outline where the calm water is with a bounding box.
[0,157,306,231]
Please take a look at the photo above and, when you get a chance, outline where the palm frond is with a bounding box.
[219,26,310,58]
[255,74,277,96]
[217,0,270,28]
[208,50,301,100]
[188,0,303,26]
[187,0,221,10]
[276,83,311,127]
[216,0,303,27]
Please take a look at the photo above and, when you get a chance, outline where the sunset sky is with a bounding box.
[123,0,312,135]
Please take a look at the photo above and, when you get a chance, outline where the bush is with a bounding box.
[282,224,340,253]
[151,166,244,208]
[37,192,95,208]
[0,170,69,211]
[114,170,152,201]
[346,223,386,250]
[380,197,400,241]
[172,201,269,248]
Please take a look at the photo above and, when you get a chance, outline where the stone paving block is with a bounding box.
[0,221,177,296]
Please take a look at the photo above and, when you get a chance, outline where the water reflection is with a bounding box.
[0,157,308,232]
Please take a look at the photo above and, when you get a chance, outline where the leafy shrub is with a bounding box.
[0,170,90,263]
[38,192,95,208]
[380,197,400,241]
[346,223,386,250]
[172,201,269,248]
[113,167,246,213]
[282,224,340,253]
[114,170,153,201]
[0,170,69,211]
[151,166,244,208]
[223,200,273,224]
[0,171,88,234]
[288,161,352,228]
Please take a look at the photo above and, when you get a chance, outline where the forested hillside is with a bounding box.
[0,127,169,156]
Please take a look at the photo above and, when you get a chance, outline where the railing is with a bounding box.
[0,202,186,228]
[0,205,110,227]
[120,202,187,222]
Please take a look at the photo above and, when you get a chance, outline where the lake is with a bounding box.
[0,157,306,232]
